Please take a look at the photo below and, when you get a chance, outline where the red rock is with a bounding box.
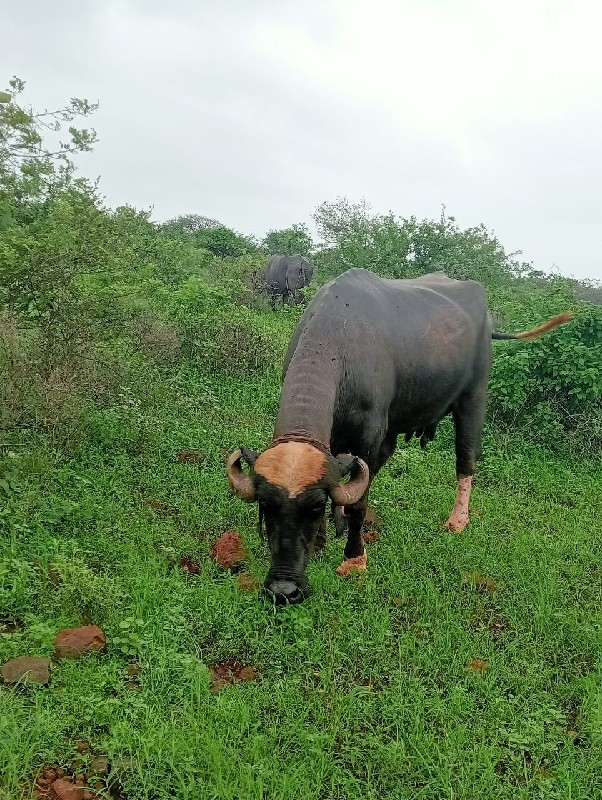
[54,626,106,659]
[1,656,50,685]
[51,778,87,800]
[210,531,246,569]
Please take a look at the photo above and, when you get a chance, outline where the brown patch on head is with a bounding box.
[254,442,327,498]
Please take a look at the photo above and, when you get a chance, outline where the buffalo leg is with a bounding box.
[336,491,369,576]
[336,431,396,575]
[446,384,487,532]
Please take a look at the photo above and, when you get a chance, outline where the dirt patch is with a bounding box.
[209,660,258,692]
[236,572,260,592]
[31,766,97,799]
[363,530,380,543]
[462,571,498,593]
[469,604,510,639]
[175,449,205,465]
[141,497,178,516]
[466,658,490,674]
[0,616,25,634]
[30,747,130,800]
[210,531,246,570]
[178,556,201,576]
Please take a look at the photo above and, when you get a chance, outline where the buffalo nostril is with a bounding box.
[263,579,306,605]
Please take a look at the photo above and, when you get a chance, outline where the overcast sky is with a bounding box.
[3,0,601,280]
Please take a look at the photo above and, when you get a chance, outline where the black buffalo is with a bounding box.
[227,268,572,604]
[256,254,314,308]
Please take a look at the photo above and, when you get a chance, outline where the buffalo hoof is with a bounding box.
[336,551,367,577]
[445,513,469,533]
[263,579,308,605]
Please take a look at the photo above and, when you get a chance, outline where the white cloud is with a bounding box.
[2,0,601,279]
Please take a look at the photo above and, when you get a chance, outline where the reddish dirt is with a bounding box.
[30,747,126,800]
[462,571,498,593]
[236,571,260,592]
[210,531,246,570]
[32,767,94,800]
[467,658,490,673]
[209,660,258,692]
[141,498,176,516]
[178,556,201,575]
[469,604,510,638]
[1,656,50,685]
[336,551,368,576]
[54,626,106,659]
[175,449,205,464]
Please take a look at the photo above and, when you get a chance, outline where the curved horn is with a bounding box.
[330,457,370,506]
[226,449,256,502]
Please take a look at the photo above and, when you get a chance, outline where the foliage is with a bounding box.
[161,213,258,258]
[262,223,313,257]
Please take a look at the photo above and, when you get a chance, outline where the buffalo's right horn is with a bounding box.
[226,449,256,502]
[330,456,370,506]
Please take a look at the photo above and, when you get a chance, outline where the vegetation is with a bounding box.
[1,78,601,800]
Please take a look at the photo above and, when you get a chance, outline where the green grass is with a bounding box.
[1,361,601,800]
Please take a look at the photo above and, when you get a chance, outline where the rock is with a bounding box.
[50,778,87,800]
[54,626,106,659]
[1,656,50,685]
[89,754,110,776]
[210,531,246,570]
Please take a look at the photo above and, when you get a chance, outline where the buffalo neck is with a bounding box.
[274,346,338,447]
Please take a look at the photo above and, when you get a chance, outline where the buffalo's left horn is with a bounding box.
[330,457,370,506]
[226,449,256,502]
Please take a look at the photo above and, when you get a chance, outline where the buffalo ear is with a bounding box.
[241,447,259,467]
[336,454,358,478]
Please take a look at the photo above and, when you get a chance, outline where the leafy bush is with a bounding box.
[262,223,313,257]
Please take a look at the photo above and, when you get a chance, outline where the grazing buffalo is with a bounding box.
[227,268,572,604]
[257,254,314,308]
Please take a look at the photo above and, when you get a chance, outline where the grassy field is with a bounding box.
[1,356,601,800]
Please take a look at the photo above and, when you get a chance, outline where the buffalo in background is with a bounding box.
[254,254,314,309]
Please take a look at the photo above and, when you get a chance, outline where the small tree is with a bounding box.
[262,223,313,257]
[0,76,103,375]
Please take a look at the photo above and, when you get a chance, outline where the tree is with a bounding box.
[160,214,221,235]
[160,213,258,258]
[0,76,103,374]
[262,223,313,256]
[0,76,98,204]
